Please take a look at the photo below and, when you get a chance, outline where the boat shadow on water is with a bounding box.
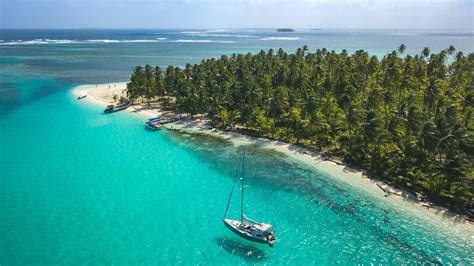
[215,237,268,262]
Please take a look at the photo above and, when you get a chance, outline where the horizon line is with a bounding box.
[0,27,472,32]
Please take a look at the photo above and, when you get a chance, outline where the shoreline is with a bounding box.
[72,83,473,233]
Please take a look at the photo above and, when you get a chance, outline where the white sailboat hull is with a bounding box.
[223,219,276,246]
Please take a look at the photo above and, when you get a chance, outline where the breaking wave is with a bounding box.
[186,33,256,38]
[204,29,228,33]
[180,30,255,38]
[0,39,78,45]
[179,31,202,34]
[85,39,163,43]
[261,37,301,41]
[173,39,235,43]
[0,38,167,45]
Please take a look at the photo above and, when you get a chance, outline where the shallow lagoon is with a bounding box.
[0,89,472,264]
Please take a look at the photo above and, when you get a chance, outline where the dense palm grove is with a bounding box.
[127,45,473,215]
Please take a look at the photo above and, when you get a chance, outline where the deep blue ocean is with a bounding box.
[0,29,473,264]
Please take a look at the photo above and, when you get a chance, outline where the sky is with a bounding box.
[0,0,472,30]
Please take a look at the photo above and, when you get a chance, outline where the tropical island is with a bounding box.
[122,45,473,217]
[3,0,474,260]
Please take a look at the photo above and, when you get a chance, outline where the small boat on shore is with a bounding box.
[145,117,162,130]
[223,150,276,247]
[104,100,132,113]
[77,95,87,100]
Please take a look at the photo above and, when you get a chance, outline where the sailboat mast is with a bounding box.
[223,152,243,219]
[241,149,245,221]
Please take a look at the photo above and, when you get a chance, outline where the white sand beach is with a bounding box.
[72,82,474,235]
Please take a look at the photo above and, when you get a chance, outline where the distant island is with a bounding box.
[124,45,473,217]
[277,28,294,32]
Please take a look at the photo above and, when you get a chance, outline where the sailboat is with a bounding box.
[223,150,276,247]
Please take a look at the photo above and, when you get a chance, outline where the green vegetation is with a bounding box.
[127,46,473,215]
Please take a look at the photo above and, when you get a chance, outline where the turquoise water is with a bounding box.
[1,29,473,264]
[0,89,472,264]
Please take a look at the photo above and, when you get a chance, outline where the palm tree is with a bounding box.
[127,66,145,102]
[397,44,406,55]
[455,51,464,62]
[301,45,309,57]
[423,79,440,112]
[447,45,456,55]
[418,120,438,155]
[154,66,165,97]
[405,105,421,134]
[144,64,154,105]
[422,47,431,58]
[268,86,289,119]
[288,107,303,142]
